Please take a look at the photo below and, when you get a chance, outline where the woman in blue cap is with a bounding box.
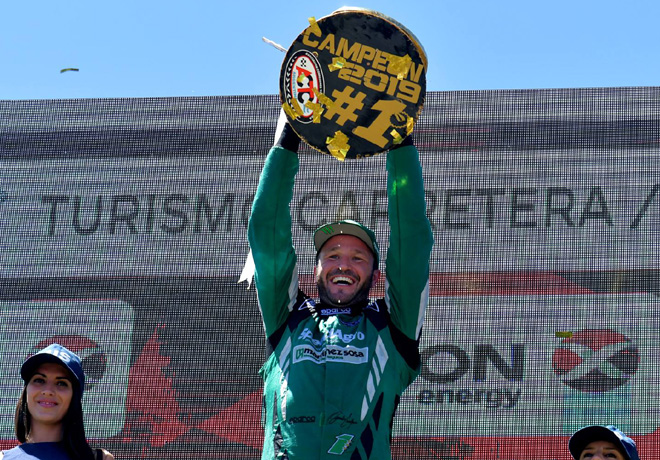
[569,425,640,460]
[1,343,114,460]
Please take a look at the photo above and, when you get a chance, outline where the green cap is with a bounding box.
[313,220,379,264]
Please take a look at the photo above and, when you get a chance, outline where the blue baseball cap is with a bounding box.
[21,343,86,394]
[569,425,639,460]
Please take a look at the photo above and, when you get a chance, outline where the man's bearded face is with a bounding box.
[315,235,380,307]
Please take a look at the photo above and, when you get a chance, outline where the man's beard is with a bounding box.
[316,274,373,308]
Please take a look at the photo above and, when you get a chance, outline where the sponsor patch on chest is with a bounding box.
[293,344,369,364]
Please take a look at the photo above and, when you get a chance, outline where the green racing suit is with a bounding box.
[248,143,433,460]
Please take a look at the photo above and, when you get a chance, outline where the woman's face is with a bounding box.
[579,440,626,460]
[26,362,73,428]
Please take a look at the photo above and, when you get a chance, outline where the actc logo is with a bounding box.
[282,50,325,123]
[33,335,106,390]
[552,329,639,393]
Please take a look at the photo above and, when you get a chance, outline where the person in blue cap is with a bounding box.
[248,114,433,459]
[0,343,114,460]
[569,425,640,460]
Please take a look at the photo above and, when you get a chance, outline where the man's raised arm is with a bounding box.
[247,118,301,337]
[384,136,434,341]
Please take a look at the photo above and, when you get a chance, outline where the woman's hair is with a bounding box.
[14,373,99,460]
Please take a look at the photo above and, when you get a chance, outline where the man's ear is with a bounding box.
[371,269,381,288]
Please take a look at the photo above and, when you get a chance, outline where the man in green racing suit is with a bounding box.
[248,118,433,460]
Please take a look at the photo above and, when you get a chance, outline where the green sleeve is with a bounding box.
[248,146,300,338]
[385,144,434,341]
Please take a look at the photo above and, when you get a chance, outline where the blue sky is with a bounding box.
[2,0,659,100]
